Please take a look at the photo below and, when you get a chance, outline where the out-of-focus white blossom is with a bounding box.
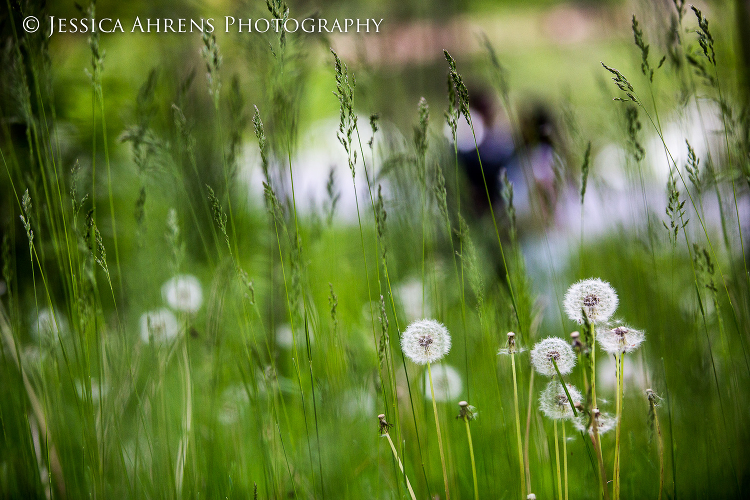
[424,364,462,402]
[162,275,203,314]
[140,308,180,343]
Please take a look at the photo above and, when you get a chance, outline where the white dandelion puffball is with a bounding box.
[563,278,618,324]
[140,308,180,343]
[401,319,451,364]
[424,364,463,402]
[162,274,203,314]
[539,380,583,420]
[574,412,618,435]
[598,324,645,354]
[530,337,576,377]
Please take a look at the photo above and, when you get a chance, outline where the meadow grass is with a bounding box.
[1,0,750,498]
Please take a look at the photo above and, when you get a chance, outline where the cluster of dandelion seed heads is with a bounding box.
[401,319,451,364]
[539,381,583,420]
[598,324,645,354]
[563,278,618,324]
[530,337,576,376]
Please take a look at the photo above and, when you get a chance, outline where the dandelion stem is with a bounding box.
[563,423,569,500]
[650,394,664,500]
[524,370,535,495]
[511,353,527,498]
[613,354,623,500]
[592,326,598,408]
[463,417,479,500]
[552,359,578,417]
[427,362,450,500]
[554,419,563,500]
[384,433,417,500]
[591,412,610,500]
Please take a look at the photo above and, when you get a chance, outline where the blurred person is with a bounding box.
[446,89,561,234]
[512,102,559,224]
[449,87,515,216]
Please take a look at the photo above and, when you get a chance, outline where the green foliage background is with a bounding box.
[1,0,749,498]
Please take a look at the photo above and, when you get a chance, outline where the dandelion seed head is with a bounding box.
[498,345,528,355]
[539,380,583,420]
[161,274,203,314]
[378,414,392,436]
[646,388,662,406]
[140,308,180,343]
[530,337,576,376]
[423,364,462,402]
[598,324,645,354]
[563,278,618,324]
[401,319,451,364]
[457,400,478,421]
[574,410,618,435]
[498,331,527,356]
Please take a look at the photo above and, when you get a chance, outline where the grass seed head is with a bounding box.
[200,32,222,105]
